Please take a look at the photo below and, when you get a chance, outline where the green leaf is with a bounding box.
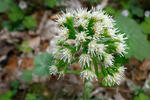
[1,21,25,31]
[25,93,36,100]
[0,0,11,13]
[133,93,149,100]
[1,21,13,31]
[141,17,150,34]
[23,16,36,29]
[0,90,13,100]
[18,41,32,53]
[64,17,76,39]
[33,52,55,76]
[114,55,128,66]
[131,6,144,17]
[8,5,24,22]
[45,0,56,8]
[115,15,150,61]
[104,6,116,16]
[22,70,32,82]
[11,80,19,89]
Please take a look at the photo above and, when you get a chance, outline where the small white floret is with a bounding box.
[115,42,127,56]
[80,70,97,81]
[75,32,87,45]
[49,65,58,75]
[61,48,72,63]
[79,54,92,67]
[104,54,114,67]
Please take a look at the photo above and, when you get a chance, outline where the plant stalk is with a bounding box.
[83,80,93,100]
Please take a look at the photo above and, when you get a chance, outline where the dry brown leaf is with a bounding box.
[20,57,34,70]
[40,41,49,52]
[134,70,147,81]
[139,57,150,71]
[50,13,59,20]
[5,55,18,71]
[27,36,40,49]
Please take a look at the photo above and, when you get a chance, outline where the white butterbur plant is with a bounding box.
[49,8,128,90]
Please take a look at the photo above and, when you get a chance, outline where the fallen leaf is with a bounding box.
[114,93,125,100]
[139,57,150,71]
[5,55,18,71]
[40,41,49,52]
[50,13,59,20]
[134,70,147,81]
[27,36,40,49]
[20,57,34,70]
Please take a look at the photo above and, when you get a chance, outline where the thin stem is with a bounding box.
[99,58,105,76]
[83,80,93,100]
[92,57,99,78]
[66,70,81,74]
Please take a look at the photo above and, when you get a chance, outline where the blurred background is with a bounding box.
[0,0,150,100]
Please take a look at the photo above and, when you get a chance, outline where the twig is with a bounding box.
[100,0,108,9]
[36,11,50,34]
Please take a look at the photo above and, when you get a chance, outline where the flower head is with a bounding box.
[121,10,129,17]
[104,54,114,67]
[75,8,91,19]
[115,42,127,56]
[61,48,72,63]
[75,32,87,45]
[79,54,92,67]
[103,66,126,86]
[49,65,58,75]
[80,70,97,81]
[19,1,27,10]
[88,40,106,57]
[59,28,69,41]
[50,8,128,84]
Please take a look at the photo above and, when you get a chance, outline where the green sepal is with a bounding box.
[64,17,76,39]
[87,18,96,36]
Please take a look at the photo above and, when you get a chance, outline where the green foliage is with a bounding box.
[0,90,13,100]
[0,0,12,13]
[33,52,55,76]
[0,80,19,100]
[114,55,128,66]
[23,16,37,29]
[8,5,24,22]
[22,70,33,82]
[104,6,116,16]
[18,41,32,53]
[120,0,131,9]
[28,83,46,95]
[131,6,144,17]
[133,86,149,100]
[133,93,149,100]
[25,93,36,100]
[86,0,101,5]
[1,21,25,31]
[45,0,56,8]
[11,80,19,90]
[0,0,37,31]
[87,18,96,36]
[64,17,76,39]
[115,15,150,61]
[141,17,150,34]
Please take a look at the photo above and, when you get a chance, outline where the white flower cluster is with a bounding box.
[80,69,97,81]
[49,65,58,75]
[50,8,128,85]
[103,66,126,86]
